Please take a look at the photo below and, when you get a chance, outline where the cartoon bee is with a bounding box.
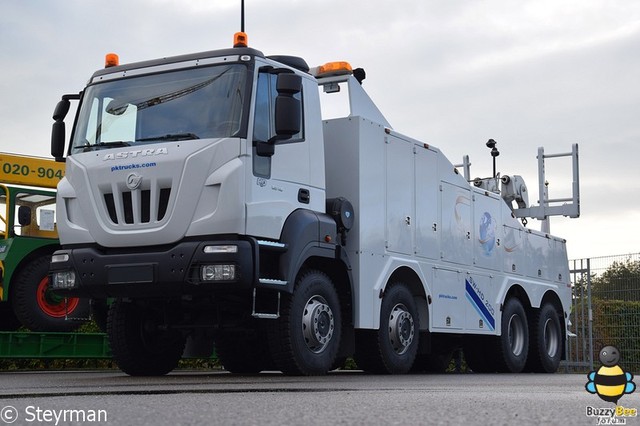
[586,345,636,404]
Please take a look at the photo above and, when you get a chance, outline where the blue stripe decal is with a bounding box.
[465,279,495,330]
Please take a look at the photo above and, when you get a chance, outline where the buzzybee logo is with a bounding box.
[585,346,637,424]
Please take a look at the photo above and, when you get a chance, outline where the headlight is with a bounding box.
[201,264,236,281]
[52,270,77,289]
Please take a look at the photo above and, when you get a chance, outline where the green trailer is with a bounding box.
[0,331,111,359]
[0,153,89,331]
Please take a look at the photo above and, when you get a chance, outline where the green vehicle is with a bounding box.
[0,153,89,331]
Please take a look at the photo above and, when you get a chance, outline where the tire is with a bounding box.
[11,255,89,332]
[267,269,342,375]
[354,283,419,374]
[216,325,275,374]
[495,297,529,373]
[525,303,562,373]
[107,299,186,376]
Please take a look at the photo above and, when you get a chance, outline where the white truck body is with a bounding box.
[49,42,579,376]
[323,115,569,332]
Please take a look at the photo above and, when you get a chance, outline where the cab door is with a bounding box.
[246,68,321,239]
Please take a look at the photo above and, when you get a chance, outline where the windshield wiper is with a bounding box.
[77,141,131,152]
[136,133,200,142]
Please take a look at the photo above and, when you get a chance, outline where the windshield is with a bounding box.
[71,64,248,153]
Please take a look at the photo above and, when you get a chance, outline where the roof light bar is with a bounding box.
[311,61,353,77]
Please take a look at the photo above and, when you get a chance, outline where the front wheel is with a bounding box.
[267,269,342,375]
[525,303,562,373]
[355,283,419,374]
[107,299,186,376]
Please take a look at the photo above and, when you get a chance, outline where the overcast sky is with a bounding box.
[1,0,639,261]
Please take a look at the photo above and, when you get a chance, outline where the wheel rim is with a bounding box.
[507,313,525,357]
[36,276,80,318]
[543,317,559,358]
[301,295,335,354]
[388,303,415,355]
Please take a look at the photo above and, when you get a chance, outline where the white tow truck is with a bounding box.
[49,32,579,376]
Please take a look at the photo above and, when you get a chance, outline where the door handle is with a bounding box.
[298,188,310,204]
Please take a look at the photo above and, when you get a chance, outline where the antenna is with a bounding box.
[241,0,245,32]
[233,0,248,47]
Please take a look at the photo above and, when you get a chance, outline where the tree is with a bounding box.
[591,259,640,301]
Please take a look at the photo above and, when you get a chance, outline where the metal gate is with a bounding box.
[563,253,640,373]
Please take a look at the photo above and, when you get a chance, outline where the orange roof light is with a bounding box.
[105,53,119,68]
[315,61,353,77]
[233,32,248,48]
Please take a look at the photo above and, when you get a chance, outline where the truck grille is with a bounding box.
[104,188,171,225]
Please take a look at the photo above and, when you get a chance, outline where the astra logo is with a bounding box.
[103,148,168,160]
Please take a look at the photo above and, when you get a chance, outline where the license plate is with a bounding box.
[107,264,154,284]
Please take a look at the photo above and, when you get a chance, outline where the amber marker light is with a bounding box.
[234,32,248,48]
[105,53,119,68]
[317,61,352,76]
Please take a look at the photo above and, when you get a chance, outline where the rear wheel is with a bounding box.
[267,269,342,375]
[525,303,562,373]
[355,283,419,374]
[107,299,185,376]
[495,297,529,373]
[12,255,89,331]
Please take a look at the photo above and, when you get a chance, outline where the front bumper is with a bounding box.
[49,238,256,299]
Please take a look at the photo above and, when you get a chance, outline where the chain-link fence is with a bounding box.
[564,253,640,373]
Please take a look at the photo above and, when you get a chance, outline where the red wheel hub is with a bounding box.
[36,276,80,318]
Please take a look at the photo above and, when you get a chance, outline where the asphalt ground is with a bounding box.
[0,370,637,426]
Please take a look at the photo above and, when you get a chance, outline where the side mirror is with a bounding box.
[51,121,66,160]
[17,206,31,227]
[277,72,302,94]
[52,98,70,121]
[51,95,80,161]
[256,141,275,157]
[274,73,302,138]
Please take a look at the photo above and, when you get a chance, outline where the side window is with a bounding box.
[252,71,304,178]
[253,73,271,178]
